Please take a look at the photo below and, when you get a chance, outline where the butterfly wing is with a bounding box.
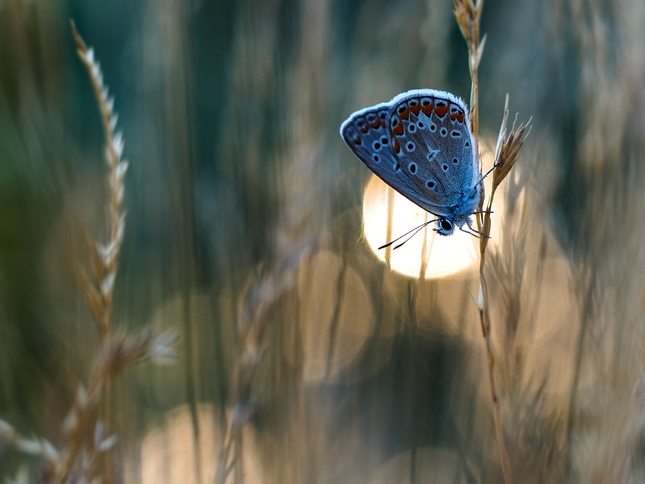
[386,90,479,211]
[340,102,450,217]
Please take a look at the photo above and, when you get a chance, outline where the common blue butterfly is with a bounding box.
[340,89,484,242]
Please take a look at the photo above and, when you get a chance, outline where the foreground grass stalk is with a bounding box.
[454,1,529,482]
[70,22,130,484]
[0,22,178,484]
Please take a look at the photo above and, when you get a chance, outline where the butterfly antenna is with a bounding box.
[474,158,504,188]
[378,219,437,250]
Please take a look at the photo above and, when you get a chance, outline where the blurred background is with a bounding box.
[1,0,645,482]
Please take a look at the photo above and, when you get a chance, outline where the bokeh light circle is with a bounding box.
[362,163,502,278]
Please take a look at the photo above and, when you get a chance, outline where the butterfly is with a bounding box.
[340,89,488,247]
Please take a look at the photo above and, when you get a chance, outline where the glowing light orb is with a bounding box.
[361,174,501,278]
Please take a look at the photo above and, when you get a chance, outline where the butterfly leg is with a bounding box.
[458,225,480,238]
[465,218,492,239]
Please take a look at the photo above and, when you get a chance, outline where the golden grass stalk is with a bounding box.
[0,23,178,484]
[71,21,127,341]
[454,2,530,483]
[453,0,486,137]
[68,21,130,483]
[473,99,529,484]
[0,22,178,484]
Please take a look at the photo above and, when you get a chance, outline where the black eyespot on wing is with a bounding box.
[405,142,415,152]
[409,163,417,174]
[373,154,380,162]
[465,140,470,147]
[380,136,388,145]
[451,130,461,138]
[452,157,458,164]
[442,164,448,171]
[408,124,416,133]
[398,105,406,114]
[430,125,436,132]
[426,180,435,189]
[373,141,382,151]
[392,118,399,127]
[440,127,448,137]
[417,122,425,129]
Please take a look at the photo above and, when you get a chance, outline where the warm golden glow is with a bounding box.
[362,158,503,278]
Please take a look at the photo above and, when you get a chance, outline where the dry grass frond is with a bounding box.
[0,23,177,484]
[454,2,531,481]
[71,20,128,340]
[491,98,532,193]
[215,242,312,484]
[473,102,530,484]
[453,0,486,137]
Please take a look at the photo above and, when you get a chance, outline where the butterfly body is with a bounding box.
[340,89,481,236]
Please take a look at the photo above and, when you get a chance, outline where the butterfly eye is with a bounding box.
[450,130,462,138]
[440,127,448,137]
[452,157,459,164]
[409,163,417,174]
[405,142,415,152]
[440,219,453,231]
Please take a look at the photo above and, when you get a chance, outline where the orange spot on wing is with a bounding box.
[370,119,380,129]
[394,139,400,153]
[381,120,386,128]
[450,112,464,123]
[353,136,361,145]
[434,105,448,117]
[399,108,410,120]
[422,104,434,116]
[360,125,369,133]
[409,104,421,116]
[392,123,404,136]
